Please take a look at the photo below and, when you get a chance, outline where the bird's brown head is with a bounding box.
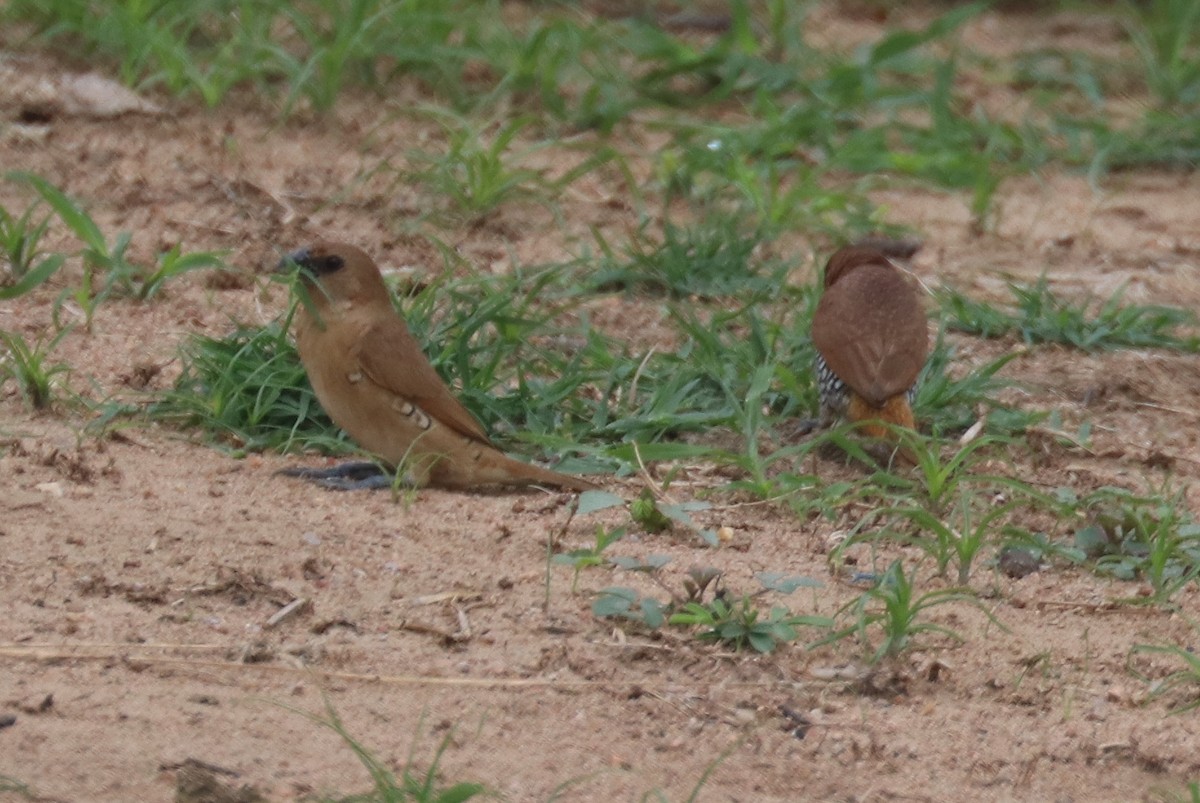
[822,246,894,289]
[279,241,390,309]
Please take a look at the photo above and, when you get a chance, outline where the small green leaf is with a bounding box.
[0,254,63,299]
[435,782,487,803]
[755,572,823,593]
[592,587,638,618]
[577,489,625,515]
[747,631,776,653]
[639,598,666,629]
[1075,524,1111,557]
[659,500,711,527]
[608,554,671,572]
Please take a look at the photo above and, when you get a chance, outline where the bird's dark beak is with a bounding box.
[276,248,312,276]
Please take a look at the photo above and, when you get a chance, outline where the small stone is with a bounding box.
[998,547,1039,579]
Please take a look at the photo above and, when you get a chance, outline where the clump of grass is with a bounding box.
[395,263,617,456]
[669,595,831,654]
[655,130,888,243]
[0,198,64,297]
[590,215,785,300]
[814,559,1003,663]
[397,112,548,221]
[938,278,1200,352]
[6,172,224,328]
[6,0,495,111]
[146,251,1031,503]
[840,482,1042,587]
[1063,484,1200,603]
[912,328,1041,438]
[152,319,347,456]
[0,774,34,798]
[1122,0,1200,110]
[1131,642,1200,714]
[0,327,73,410]
[285,699,487,803]
[594,566,830,654]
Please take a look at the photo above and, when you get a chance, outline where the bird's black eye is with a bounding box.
[315,255,344,274]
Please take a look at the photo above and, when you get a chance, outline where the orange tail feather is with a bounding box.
[847,393,917,464]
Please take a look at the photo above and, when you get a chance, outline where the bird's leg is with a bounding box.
[277,461,401,491]
[790,417,823,436]
[790,402,839,437]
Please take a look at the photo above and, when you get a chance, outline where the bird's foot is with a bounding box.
[277,461,398,491]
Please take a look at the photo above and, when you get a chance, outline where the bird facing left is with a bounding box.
[276,241,598,492]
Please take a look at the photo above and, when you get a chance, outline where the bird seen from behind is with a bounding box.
[810,245,928,454]
[277,241,597,492]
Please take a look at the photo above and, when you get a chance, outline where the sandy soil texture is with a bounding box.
[3,5,1200,802]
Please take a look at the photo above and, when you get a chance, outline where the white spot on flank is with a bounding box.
[394,399,431,429]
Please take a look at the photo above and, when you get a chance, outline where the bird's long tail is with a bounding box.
[505,457,600,493]
[445,448,599,492]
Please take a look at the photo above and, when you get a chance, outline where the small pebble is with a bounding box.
[998,547,1039,579]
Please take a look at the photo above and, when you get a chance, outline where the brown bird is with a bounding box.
[277,241,597,492]
[810,246,928,445]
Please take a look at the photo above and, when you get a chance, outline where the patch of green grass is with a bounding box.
[552,524,627,593]
[669,595,831,654]
[152,265,621,469]
[0,327,73,410]
[594,564,830,653]
[1123,0,1200,110]
[590,214,786,300]
[6,0,493,111]
[886,431,1042,513]
[6,172,225,327]
[8,171,130,328]
[914,330,1039,437]
[287,699,487,803]
[0,774,35,798]
[938,278,1200,352]
[1064,484,1200,603]
[10,0,1197,188]
[814,559,1004,663]
[1131,642,1200,714]
[0,197,65,297]
[843,485,1038,586]
[152,317,348,456]
[396,112,549,221]
[654,125,889,244]
[149,254,1049,513]
[395,263,617,454]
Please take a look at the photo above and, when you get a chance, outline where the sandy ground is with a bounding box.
[3,4,1200,802]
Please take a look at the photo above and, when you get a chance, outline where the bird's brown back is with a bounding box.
[811,248,927,407]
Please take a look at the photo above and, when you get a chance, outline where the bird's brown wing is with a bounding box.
[811,265,927,406]
[355,317,494,446]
